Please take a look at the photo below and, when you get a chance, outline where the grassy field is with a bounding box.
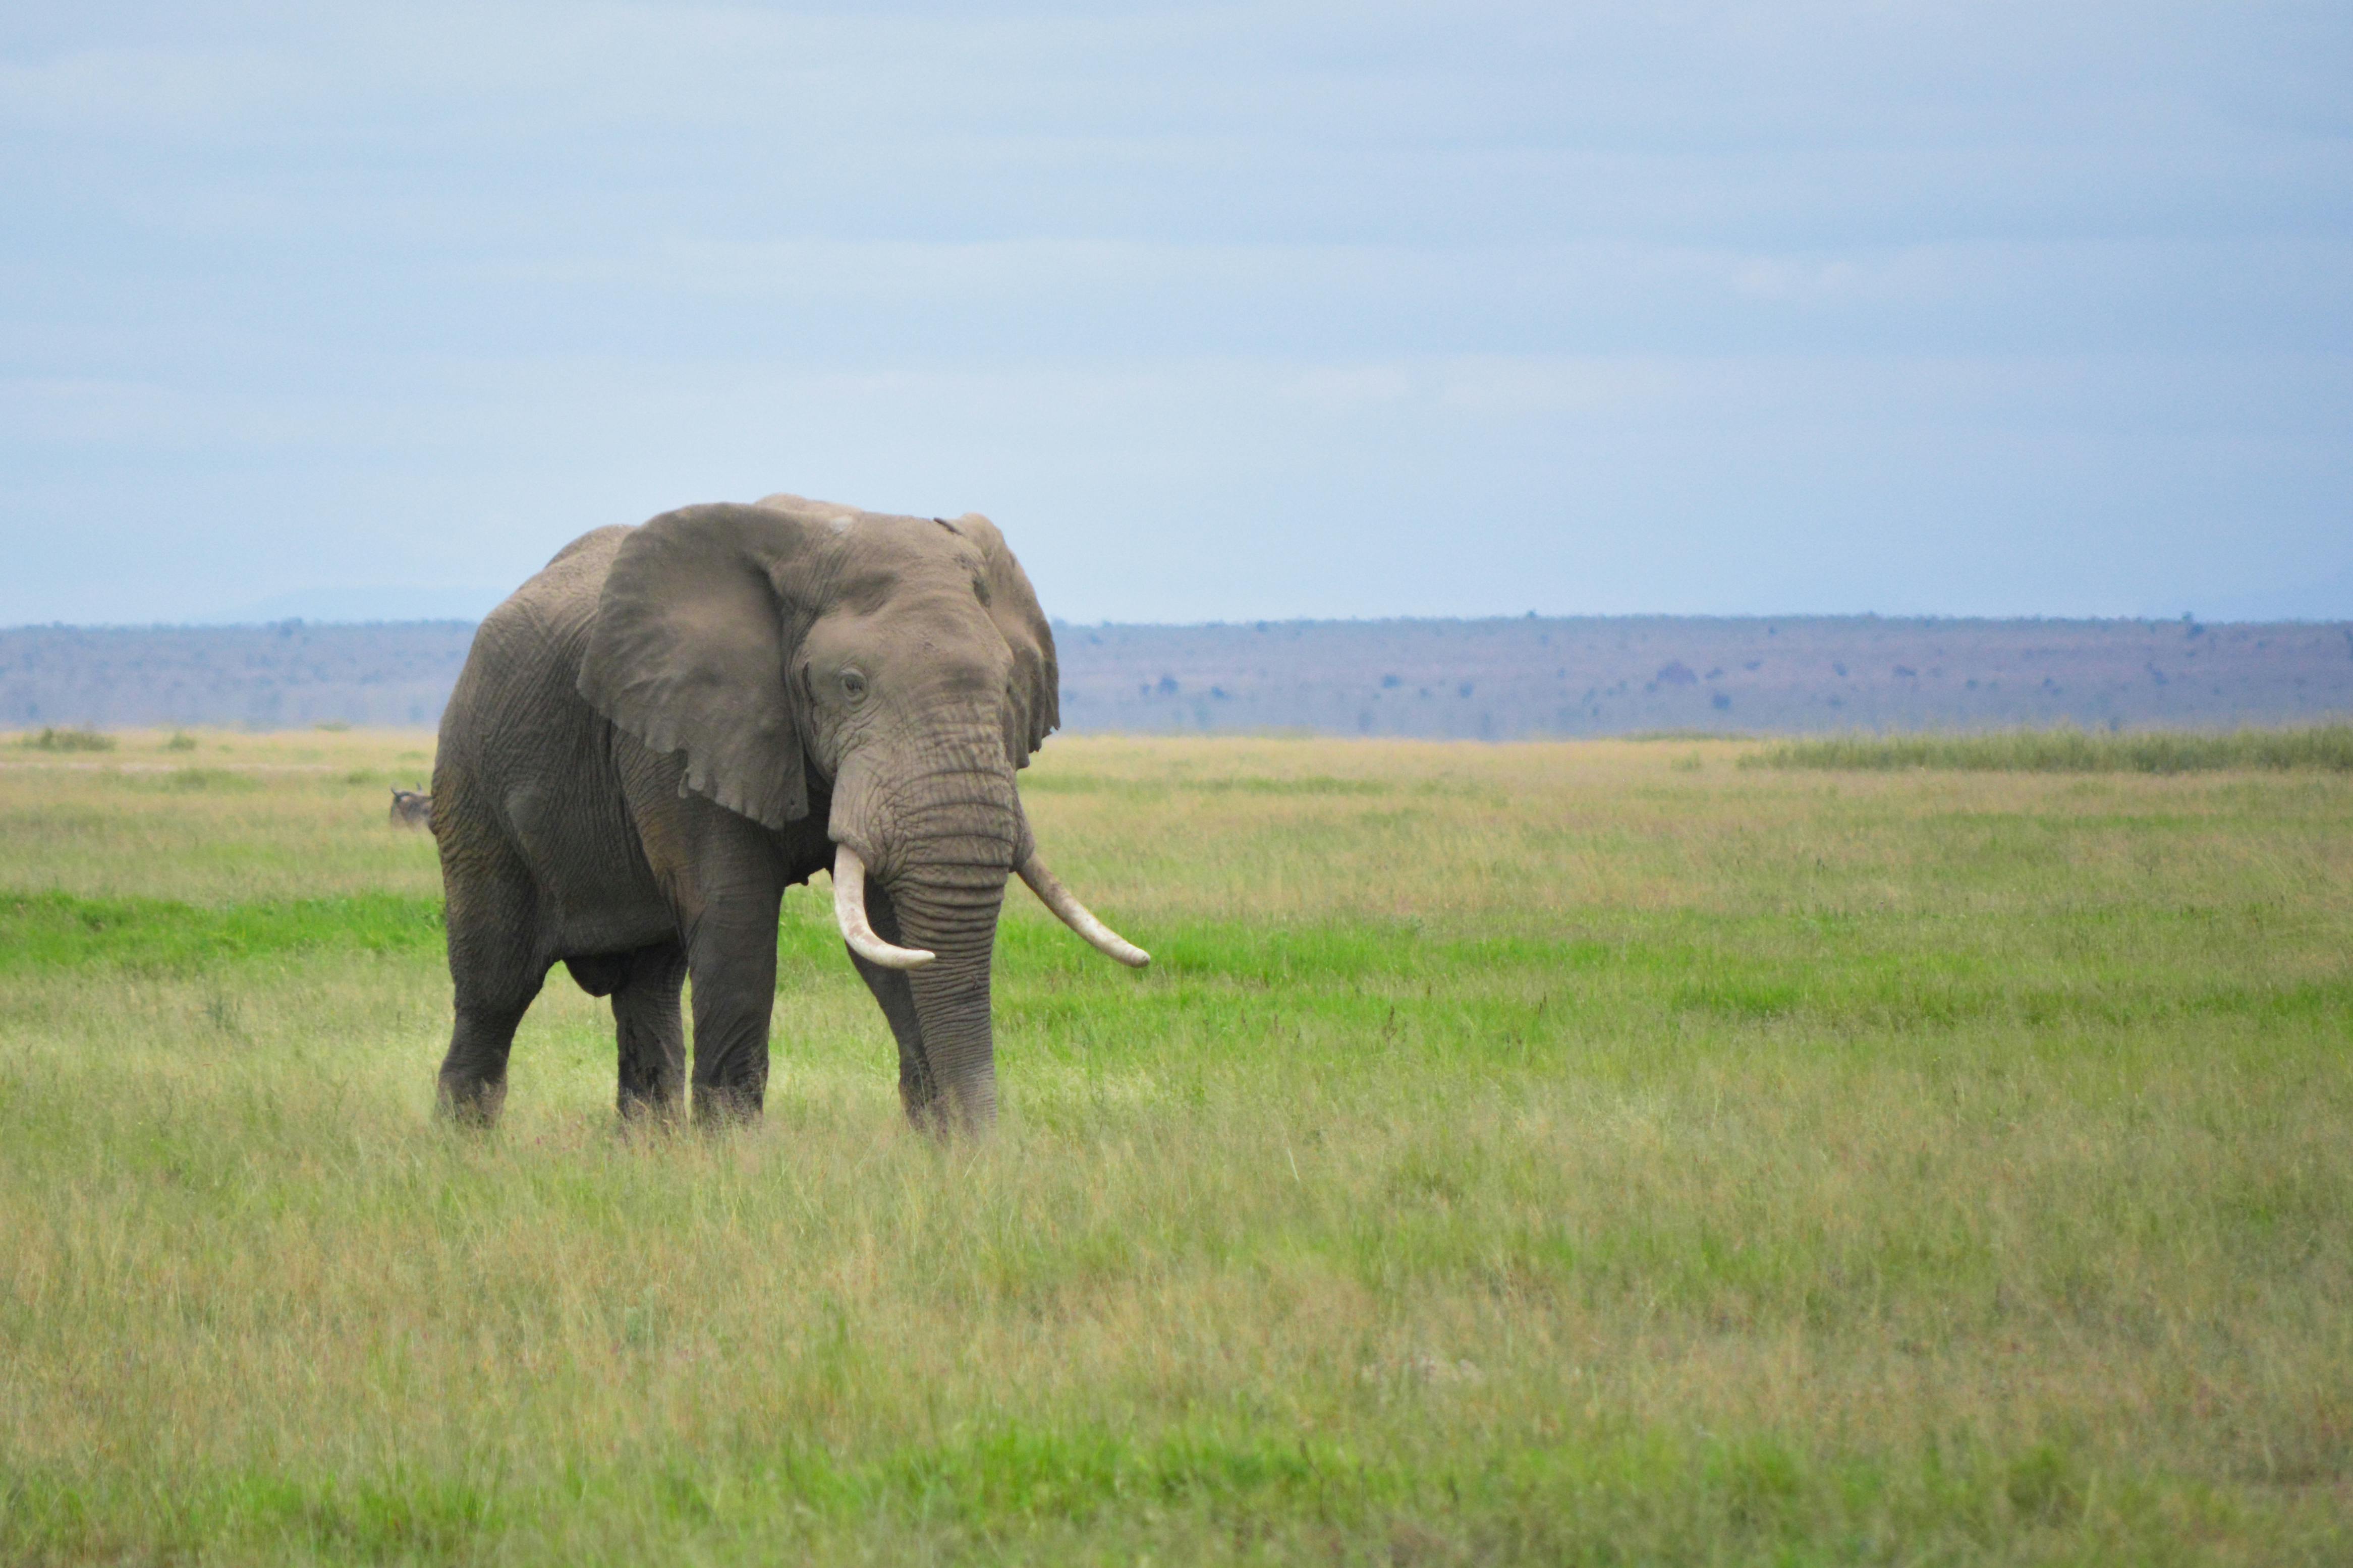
[1,728,2347,1564]
[1751,724,2353,775]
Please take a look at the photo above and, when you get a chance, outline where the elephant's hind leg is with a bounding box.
[612,941,688,1123]
[436,858,545,1127]
[438,984,541,1127]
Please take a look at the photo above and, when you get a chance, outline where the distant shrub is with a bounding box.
[314,720,352,732]
[164,732,198,751]
[18,727,116,753]
[1744,724,2353,775]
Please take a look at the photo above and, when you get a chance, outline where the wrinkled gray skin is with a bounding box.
[430,495,1065,1133]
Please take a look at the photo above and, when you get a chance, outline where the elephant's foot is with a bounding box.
[899,1079,994,1140]
[435,1073,507,1129]
[617,1082,684,1131]
[691,1081,763,1128]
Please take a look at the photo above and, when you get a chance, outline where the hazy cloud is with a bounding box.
[2,1,2347,622]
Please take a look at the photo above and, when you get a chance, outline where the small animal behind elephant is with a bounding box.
[429,493,1148,1134]
[389,789,433,829]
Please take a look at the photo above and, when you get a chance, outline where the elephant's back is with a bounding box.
[435,526,640,855]
[442,529,629,733]
[542,524,636,580]
[516,525,636,650]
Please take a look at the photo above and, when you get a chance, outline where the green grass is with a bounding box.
[1,729,2348,1563]
[1750,721,2353,773]
[0,888,444,971]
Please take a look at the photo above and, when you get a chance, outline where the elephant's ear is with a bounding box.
[949,512,1059,764]
[579,503,824,829]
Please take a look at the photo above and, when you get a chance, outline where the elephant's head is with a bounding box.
[574,495,1145,1132]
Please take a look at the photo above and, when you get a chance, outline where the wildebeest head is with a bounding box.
[389,788,432,829]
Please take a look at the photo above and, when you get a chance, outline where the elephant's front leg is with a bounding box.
[685,882,785,1126]
[846,878,940,1126]
[612,941,689,1122]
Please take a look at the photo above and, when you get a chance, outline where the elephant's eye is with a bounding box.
[839,669,868,703]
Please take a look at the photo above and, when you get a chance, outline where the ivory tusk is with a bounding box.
[1018,854,1151,968]
[831,844,936,969]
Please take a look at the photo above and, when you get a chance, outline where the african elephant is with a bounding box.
[429,494,1146,1133]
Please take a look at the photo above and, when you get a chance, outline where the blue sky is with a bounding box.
[4,2,2348,625]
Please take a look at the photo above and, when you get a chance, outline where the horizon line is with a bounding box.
[6,611,2351,635]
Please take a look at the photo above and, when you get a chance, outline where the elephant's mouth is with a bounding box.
[827,841,1149,970]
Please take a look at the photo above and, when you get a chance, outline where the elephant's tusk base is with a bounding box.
[831,844,936,969]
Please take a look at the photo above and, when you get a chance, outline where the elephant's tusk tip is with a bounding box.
[1016,852,1153,970]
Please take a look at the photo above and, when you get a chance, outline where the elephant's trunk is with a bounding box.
[826,748,1149,1134]
[888,874,1007,1132]
[831,747,1020,1132]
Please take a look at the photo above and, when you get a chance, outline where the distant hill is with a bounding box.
[4,616,2349,737]
[1061,616,2353,738]
[0,622,477,730]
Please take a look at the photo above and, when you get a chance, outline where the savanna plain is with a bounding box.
[1,729,2347,1564]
